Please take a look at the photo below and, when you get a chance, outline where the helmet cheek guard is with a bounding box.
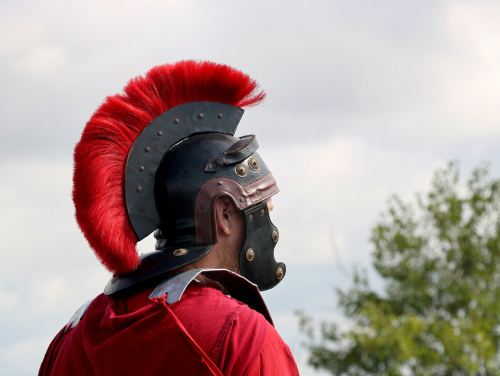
[240,203,285,291]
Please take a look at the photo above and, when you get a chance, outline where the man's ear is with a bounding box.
[214,196,233,236]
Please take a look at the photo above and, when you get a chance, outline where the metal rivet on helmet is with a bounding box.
[145,147,150,152]
[137,187,142,193]
[246,248,255,261]
[276,267,284,280]
[272,229,279,242]
[173,248,188,256]
[140,207,145,211]
[198,114,203,118]
[248,157,259,171]
[218,114,223,118]
[139,166,144,171]
[235,164,248,177]
[158,131,162,136]
[174,119,179,123]
[218,181,223,185]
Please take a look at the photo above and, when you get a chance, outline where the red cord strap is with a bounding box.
[151,295,224,376]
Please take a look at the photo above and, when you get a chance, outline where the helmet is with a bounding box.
[73,61,285,295]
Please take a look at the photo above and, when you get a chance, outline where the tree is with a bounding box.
[298,162,500,376]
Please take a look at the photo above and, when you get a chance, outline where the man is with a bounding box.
[39,60,299,375]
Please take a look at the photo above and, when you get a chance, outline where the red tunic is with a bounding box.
[39,281,299,376]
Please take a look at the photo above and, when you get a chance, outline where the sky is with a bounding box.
[1,0,500,374]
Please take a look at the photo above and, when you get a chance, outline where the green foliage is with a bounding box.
[298,162,500,376]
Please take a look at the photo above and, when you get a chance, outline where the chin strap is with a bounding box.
[151,294,223,376]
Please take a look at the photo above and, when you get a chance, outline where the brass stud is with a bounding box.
[141,207,145,211]
[139,166,145,171]
[218,114,223,118]
[235,164,248,177]
[249,214,253,222]
[240,197,246,203]
[173,248,188,256]
[198,114,203,118]
[157,131,162,136]
[276,267,284,280]
[272,229,279,242]
[174,119,179,123]
[145,147,150,152]
[261,209,265,216]
[137,187,142,193]
[246,248,255,261]
[256,189,261,196]
[218,181,223,185]
[248,158,260,171]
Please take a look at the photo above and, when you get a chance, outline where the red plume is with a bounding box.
[73,61,266,275]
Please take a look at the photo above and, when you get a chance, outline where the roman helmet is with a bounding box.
[73,61,285,295]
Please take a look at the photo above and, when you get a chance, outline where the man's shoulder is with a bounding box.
[171,282,271,345]
[177,283,273,373]
[169,282,270,365]
[172,282,262,321]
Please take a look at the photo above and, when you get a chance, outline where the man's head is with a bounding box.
[72,60,285,294]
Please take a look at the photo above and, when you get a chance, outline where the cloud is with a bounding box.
[0,289,21,311]
[31,277,73,313]
[263,136,440,266]
[440,2,500,134]
[0,337,53,375]
[12,45,68,76]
